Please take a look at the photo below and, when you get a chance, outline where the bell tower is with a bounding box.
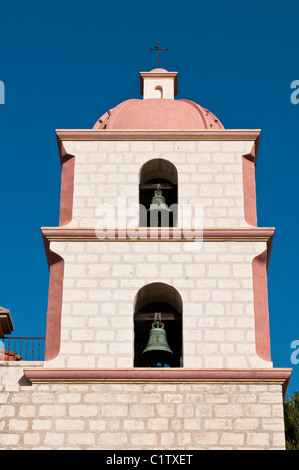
[20,68,291,450]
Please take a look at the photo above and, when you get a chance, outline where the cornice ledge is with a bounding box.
[55,129,261,142]
[23,367,291,397]
[41,226,275,269]
[41,226,275,242]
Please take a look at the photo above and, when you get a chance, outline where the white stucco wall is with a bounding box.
[143,78,175,99]
[61,139,253,229]
[44,240,271,369]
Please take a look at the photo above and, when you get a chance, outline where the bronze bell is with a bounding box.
[147,184,172,227]
[141,313,174,366]
[147,186,170,212]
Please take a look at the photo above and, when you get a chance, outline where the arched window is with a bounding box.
[139,159,178,227]
[154,85,163,98]
[134,283,183,367]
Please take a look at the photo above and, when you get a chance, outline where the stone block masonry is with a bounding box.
[63,140,253,228]
[44,240,270,370]
[0,364,286,450]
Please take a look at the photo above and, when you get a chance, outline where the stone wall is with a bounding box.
[62,139,253,228]
[45,240,270,369]
[0,364,286,450]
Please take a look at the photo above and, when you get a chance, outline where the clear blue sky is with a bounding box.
[0,0,298,395]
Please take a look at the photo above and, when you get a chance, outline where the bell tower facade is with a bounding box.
[1,68,291,450]
[40,70,280,375]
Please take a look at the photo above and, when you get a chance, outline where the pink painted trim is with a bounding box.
[44,250,64,361]
[252,250,271,362]
[23,368,292,396]
[242,144,258,226]
[56,129,261,142]
[58,143,75,226]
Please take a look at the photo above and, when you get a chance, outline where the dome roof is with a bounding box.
[93,68,224,130]
[149,68,168,72]
[93,98,224,130]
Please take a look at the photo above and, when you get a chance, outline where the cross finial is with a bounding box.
[149,42,169,68]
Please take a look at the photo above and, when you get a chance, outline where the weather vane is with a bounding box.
[149,42,169,68]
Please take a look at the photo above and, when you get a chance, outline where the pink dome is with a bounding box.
[149,68,168,72]
[93,98,224,130]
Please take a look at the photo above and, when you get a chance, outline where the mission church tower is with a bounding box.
[0,67,291,450]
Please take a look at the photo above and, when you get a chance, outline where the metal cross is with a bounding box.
[149,42,169,68]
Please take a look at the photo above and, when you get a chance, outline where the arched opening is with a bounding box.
[154,85,163,98]
[134,283,183,367]
[139,159,178,227]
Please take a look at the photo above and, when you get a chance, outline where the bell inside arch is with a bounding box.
[141,313,174,367]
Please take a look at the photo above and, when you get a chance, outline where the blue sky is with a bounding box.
[0,0,298,395]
